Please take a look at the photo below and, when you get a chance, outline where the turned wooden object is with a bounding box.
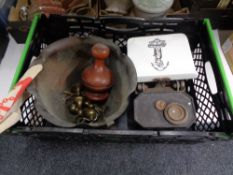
[81,43,113,102]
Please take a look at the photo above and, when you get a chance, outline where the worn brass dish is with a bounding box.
[29,36,137,127]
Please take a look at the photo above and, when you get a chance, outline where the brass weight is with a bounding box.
[84,107,97,121]
[64,84,103,122]
[69,103,78,114]
[74,96,84,108]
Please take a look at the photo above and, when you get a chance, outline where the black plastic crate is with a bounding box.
[9,15,233,142]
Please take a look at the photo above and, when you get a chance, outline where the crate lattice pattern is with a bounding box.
[192,44,220,131]
[20,95,43,126]
[20,35,220,131]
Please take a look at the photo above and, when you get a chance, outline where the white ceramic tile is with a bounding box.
[127,33,198,82]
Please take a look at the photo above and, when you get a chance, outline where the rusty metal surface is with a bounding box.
[164,103,189,125]
[134,91,196,129]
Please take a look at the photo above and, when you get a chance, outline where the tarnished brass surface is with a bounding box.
[29,36,137,127]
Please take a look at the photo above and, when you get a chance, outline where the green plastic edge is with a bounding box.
[7,16,232,113]
[9,14,40,90]
[203,18,233,114]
